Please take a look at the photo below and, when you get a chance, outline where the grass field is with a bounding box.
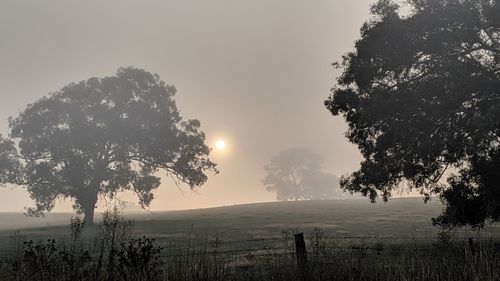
[2,197,495,245]
[0,198,498,245]
[2,198,500,281]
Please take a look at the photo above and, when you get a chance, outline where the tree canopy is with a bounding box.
[262,148,343,201]
[325,0,499,228]
[0,67,217,224]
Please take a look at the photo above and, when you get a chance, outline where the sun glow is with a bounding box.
[215,140,227,151]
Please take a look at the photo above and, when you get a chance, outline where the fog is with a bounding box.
[0,0,375,212]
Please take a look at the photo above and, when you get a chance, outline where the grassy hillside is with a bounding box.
[0,198,451,242]
[0,212,74,231]
[2,198,500,281]
[131,197,445,240]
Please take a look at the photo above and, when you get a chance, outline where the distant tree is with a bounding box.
[0,67,217,225]
[262,148,342,201]
[325,0,499,228]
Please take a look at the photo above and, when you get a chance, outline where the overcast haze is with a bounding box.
[0,0,376,212]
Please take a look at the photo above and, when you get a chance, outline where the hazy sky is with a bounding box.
[0,0,376,212]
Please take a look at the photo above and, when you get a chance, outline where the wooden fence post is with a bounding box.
[468,237,475,253]
[294,233,308,280]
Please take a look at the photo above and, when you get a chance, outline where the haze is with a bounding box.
[0,0,376,212]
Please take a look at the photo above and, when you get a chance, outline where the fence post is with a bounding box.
[294,233,308,279]
[468,237,475,253]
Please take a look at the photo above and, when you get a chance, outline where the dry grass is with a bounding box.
[0,210,499,281]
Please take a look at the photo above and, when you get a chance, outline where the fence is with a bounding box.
[149,231,500,263]
[1,228,500,281]
[2,230,499,256]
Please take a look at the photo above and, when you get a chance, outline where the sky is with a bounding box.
[0,0,377,212]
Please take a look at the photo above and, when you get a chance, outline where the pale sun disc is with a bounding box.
[215,140,226,150]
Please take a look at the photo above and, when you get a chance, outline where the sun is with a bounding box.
[215,139,226,151]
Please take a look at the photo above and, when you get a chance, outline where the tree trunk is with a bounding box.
[82,191,99,226]
[83,205,95,225]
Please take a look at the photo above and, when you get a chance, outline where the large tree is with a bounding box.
[325,0,499,228]
[262,148,342,201]
[0,67,217,225]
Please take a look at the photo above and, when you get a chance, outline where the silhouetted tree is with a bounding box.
[325,0,499,228]
[262,148,342,201]
[0,67,217,225]
[0,135,21,184]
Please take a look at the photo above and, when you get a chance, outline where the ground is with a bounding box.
[2,197,500,281]
[1,197,499,248]
[0,198,451,243]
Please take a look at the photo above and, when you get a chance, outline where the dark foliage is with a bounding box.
[117,238,164,281]
[325,0,500,228]
[1,210,164,281]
